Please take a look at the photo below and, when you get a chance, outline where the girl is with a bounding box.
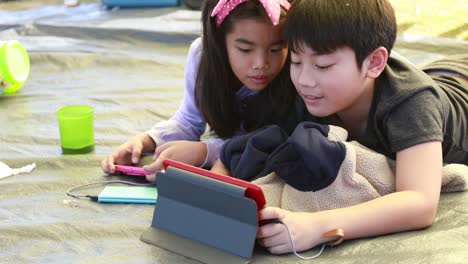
[101,0,301,181]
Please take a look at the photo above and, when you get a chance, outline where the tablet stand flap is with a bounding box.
[141,167,258,263]
[141,226,250,264]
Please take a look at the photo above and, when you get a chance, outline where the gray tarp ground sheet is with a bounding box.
[1,3,467,264]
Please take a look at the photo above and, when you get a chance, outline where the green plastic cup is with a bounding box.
[0,40,30,94]
[57,105,95,154]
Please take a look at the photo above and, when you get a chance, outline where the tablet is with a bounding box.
[162,159,266,210]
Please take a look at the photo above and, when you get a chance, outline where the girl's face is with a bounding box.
[290,44,373,118]
[225,18,288,91]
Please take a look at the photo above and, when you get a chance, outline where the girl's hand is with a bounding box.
[257,207,323,254]
[101,133,155,175]
[143,140,207,181]
[210,159,231,176]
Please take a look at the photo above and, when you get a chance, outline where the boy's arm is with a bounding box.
[333,141,442,238]
[258,141,443,253]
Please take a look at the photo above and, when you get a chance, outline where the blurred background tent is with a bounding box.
[1,0,467,40]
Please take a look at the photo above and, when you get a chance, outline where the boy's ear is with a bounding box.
[363,47,388,79]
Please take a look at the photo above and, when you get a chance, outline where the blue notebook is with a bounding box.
[98,186,157,204]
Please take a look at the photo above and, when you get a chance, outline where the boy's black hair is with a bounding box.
[284,0,397,67]
[196,0,296,138]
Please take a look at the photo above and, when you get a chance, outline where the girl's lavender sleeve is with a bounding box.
[145,37,224,167]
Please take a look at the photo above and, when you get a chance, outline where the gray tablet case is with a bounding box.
[140,166,259,264]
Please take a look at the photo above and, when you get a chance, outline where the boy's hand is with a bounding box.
[257,207,321,254]
[101,133,155,175]
[143,141,207,181]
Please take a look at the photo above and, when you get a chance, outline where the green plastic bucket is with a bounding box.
[0,40,30,94]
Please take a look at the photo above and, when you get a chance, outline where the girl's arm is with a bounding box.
[257,141,443,254]
[210,158,232,176]
[145,37,205,147]
[143,38,228,172]
[143,138,226,178]
[142,38,214,174]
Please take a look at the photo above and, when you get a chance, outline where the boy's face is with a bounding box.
[290,44,370,118]
[225,18,288,91]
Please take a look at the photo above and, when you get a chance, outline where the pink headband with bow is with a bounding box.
[211,0,291,27]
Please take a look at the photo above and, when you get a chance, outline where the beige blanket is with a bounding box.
[254,125,468,211]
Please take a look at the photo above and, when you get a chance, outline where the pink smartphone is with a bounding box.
[114,165,151,176]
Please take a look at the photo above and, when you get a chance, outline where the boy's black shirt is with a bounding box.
[361,53,468,164]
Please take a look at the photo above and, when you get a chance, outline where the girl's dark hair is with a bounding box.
[285,0,397,67]
[195,0,296,138]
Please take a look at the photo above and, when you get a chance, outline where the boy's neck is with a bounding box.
[333,79,375,140]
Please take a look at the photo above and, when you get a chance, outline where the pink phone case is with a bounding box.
[114,165,150,176]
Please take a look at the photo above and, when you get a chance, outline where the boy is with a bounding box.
[215,0,468,255]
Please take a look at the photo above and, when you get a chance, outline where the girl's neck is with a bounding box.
[233,78,243,92]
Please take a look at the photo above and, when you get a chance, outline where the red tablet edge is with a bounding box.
[162,159,266,210]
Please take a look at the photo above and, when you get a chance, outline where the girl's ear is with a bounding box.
[363,46,388,79]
